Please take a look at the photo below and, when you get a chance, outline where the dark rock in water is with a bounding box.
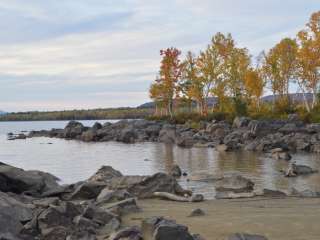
[92,122,103,131]
[188,208,205,217]
[228,233,268,240]
[169,165,182,177]
[291,188,320,198]
[271,149,292,160]
[285,163,318,177]
[262,189,287,197]
[109,226,142,240]
[215,175,255,193]
[64,121,85,139]
[0,162,59,196]
[7,133,27,140]
[88,166,123,183]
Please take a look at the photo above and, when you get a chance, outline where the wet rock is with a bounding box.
[81,130,97,142]
[109,226,142,240]
[92,122,103,131]
[188,208,205,217]
[215,175,255,193]
[291,188,320,198]
[285,163,318,177]
[64,121,85,139]
[118,128,137,143]
[169,165,182,178]
[0,162,59,196]
[271,149,292,160]
[227,233,268,240]
[262,189,287,197]
[7,133,27,140]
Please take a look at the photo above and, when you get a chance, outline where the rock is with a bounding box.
[0,162,59,196]
[64,121,85,139]
[127,173,190,198]
[88,166,123,183]
[188,208,205,217]
[227,233,268,240]
[159,125,176,144]
[285,163,318,177]
[233,117,251,128]
[81,130,97,142]
[7,133,27,140]
[262,189,287,197]
[33,197,60,208]
[288,113,300,122]
[118,128,137,143]
[83,204,119,226]
[67,231,97,240]
[153,219,194,240]
[102,198,140,215]
[109,226,142,240]
[215,175,255,193]
[69,182,106,200]
[142,217,195,240]
[169,165,182,177]
[92,122,103,131]
[291,188,320,198]
[0,192,34,237]
[306,123,320,133]
[42,226,69,240]
[279,123,299,133]
[176,132,195,148]
[96,189,133,204]
[73,215,98,231]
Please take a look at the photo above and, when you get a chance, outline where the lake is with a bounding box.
[0,120,319,199]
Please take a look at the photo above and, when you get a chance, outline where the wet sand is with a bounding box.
[123,198,320,240]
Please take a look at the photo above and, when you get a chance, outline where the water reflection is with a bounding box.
[0,121,319,199]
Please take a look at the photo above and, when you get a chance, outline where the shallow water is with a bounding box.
[0,120,319,199]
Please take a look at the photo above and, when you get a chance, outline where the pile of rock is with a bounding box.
[0,162,205,239]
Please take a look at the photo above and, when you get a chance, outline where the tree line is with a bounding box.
[149,11,320,118]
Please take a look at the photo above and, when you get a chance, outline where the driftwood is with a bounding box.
[153,192,204,202]
[215,191,256,199]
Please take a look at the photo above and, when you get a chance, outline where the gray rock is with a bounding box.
[102,198,140,215]
[83,204,119,226]
[69,181,106,200]
[67,231,97,240]
[188,208,205,217]
[96,188,133,204]
[0,162,59,196]
[64,121,85,139]
[88,166,123,183]
[41,226,69,240]
[215,175,254,193]
[159,125,176,144]
[233,117,251,128]
[262,189,287,197]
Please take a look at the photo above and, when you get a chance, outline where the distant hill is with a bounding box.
[0,111,7,115]
[138,93,313,108]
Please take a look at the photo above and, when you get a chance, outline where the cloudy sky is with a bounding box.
[0,0,318,112]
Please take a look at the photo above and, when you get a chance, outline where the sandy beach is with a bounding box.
[123,197,320,240]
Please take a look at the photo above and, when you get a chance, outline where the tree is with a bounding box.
[244,67,265,109]
[296,11,320,109]
[262,38,298,110]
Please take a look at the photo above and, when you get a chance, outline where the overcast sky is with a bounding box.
[0,0,318,112]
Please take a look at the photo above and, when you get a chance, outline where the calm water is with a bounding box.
[0,120,319,199]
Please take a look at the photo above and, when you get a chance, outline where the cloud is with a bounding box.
[0,0,319,111]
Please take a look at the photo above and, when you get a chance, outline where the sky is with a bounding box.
[0,0,319,112]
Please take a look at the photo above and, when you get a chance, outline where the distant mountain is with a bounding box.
[0,111,7,115]
[138,93,313,109]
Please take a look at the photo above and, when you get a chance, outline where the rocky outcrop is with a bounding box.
[26,117,320,154]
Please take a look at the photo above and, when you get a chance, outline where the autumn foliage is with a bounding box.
[150,11,320,118]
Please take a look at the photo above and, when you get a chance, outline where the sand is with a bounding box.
[122,197,320,240]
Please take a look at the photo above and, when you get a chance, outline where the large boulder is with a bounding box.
[142,217,196,240]
[69,182,106,200]
[88,166,123,183]
[285,163,318,177]
[0,192,34,238]
[127,173,190,198]
[0,162,59,196]
[215,175,255,193]
[64,121,86,139]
